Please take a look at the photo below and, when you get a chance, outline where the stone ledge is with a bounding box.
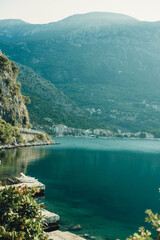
[42,209,60,223]
[0,174,45,196]
[48,230,85,240]
[0,140,56,151]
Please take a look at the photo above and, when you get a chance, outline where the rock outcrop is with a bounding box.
[0,50,30,127]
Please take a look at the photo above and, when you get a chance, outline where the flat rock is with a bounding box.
[82,234,96,239]
[48,230,85,240]
[42,209,60,223]
[69,224,82,231]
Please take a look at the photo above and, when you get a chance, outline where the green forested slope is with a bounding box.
[17,64,106,132]
[1,12,160,131]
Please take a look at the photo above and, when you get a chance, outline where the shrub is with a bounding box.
[0,119,24,144]
[11,61,19,78]
[140,133,146,139]
[5,78,13,88]
[11,82,21,96]
[0,186,48,240]
[126,227,152,240]
[0,55,10,71]
[23,96,31,104]
[36,133,51,141]
[37,133,46,140]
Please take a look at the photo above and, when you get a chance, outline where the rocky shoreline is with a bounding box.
[0,140,59,151]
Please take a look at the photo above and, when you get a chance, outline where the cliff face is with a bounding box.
[0,50,30,127]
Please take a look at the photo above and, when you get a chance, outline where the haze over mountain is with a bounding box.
[1,12,160,132]
[17,63,105,132]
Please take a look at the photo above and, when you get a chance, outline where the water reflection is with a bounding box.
[1,138,160,240]
[0,147,49,181]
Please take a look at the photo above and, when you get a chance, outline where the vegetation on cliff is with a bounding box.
[31,132,51,142]
[0,52,30,128]
[0,52,53,144]
[0,119,24,144]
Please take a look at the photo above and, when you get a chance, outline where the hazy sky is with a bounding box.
[1,0,160,24]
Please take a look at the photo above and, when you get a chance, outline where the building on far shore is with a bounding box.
[52,124,155,139]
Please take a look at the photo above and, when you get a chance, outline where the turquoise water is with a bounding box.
[1,138,160,239]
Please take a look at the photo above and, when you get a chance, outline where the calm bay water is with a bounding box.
[1,138,160,239]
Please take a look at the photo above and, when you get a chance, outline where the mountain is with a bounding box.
[17,64,106,133]
[1,12,160,131]
[0,13,138,40]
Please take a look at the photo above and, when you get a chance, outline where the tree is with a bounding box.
[140,132,146,139]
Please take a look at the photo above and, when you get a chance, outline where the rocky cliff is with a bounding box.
[0,50,30,127]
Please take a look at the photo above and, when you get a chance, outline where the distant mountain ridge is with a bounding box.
[1,12,160,131]
[0,12,139,40]
[0,19,28,26]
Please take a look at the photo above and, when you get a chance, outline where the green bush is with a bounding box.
[36,133,51,141]
[5,78,13,88]
[0,185,48,240]
[5,79,21,97]
[37,133,46,140]
[11,61,19,78]
[0,119,24,144]
[0,55,10,71]
[11,82,21,96]
[139,133,146,139]
[126,227,152,240]
[0,55,19,78]
[23,96,31,104]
